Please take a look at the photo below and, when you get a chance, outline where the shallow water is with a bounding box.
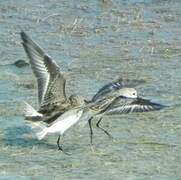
[0,0,181,179]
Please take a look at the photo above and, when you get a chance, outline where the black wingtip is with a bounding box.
[154,104,168,110]
[20,31,28,41]
[20,30,25,37]
[20,31,29,54]
[159,104,170,109]
[136,97,168,110]
[20,30,25,36]
[20,31,32,44]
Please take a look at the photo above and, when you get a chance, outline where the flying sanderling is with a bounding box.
[81,79,166,144]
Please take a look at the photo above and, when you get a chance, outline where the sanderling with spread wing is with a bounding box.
[21,31,167,151]
[82,80,166,144]
[21,31,86,152]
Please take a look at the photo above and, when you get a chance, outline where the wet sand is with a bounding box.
[0,0,181,179]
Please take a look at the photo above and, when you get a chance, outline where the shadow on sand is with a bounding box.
[3,126,57,150]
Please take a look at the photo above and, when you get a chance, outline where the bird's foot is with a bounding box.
[58,146,71,155]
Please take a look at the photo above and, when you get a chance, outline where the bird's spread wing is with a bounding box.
[105,97,166,115]
[21,31,66,107]
[91,78,123,102]
[91,78,146,102]
[91,95,119,114]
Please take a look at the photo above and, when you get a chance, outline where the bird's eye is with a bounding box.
[133,93,136,95]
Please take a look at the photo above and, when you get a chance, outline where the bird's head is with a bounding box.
[118,88,138,99]
[69,95,86,107]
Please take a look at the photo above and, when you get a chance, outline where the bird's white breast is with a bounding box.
[46,108,83,135]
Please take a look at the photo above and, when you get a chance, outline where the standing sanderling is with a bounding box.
[21,31,86,152]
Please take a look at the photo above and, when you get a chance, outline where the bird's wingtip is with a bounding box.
[20,31,30,42]
[20,30,26,38]
[20,30,24,35]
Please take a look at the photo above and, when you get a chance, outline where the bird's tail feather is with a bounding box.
[23,101,43,120]
[25,121,48,140]
[35,124,47,140]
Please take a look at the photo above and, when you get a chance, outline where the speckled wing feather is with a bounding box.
[91,78,123,102]
[21,31,66,107]
[89,96,117,114]
[42,55,66,106]
[105,97,166,115]
[91,78,146,102]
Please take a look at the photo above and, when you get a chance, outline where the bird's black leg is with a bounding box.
[96,117,113,139]
[56,135,70,155]
[88,117,93,145]
[57,135,63,151]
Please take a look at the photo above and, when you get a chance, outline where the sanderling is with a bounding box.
[30,107,84,153]
[20,31,167,151]
[21,31,86,123]
[82,80,166,144]
[21,31,86,151]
